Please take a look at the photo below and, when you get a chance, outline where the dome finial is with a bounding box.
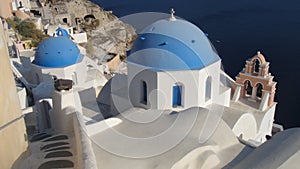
[169,8,176,21]
[257,51,261,55]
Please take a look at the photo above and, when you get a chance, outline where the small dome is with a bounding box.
[33,37,82,68]
[128,19,220,71]
[55,27,69,38]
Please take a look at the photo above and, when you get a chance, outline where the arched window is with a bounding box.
[244,80,252,96]
[140,81,147,104]
[205,76,212,101]
[172,84,182,107]
[256,83,263,98]
[254,59,260,73]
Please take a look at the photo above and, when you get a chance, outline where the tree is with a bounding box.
[15,20,49,47]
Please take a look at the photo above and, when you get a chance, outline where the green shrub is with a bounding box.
[15,19,49,47]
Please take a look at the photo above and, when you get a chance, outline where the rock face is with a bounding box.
[50,0,136,61]
[63,0,116,27]
[89,20,136,60]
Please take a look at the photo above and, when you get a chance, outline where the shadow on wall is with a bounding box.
[222,146,254,169]
[96,78,121,118]
[11,150,30,169]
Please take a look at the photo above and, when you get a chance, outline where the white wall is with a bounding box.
[51,89,82,132]
[127,60,230,110]
[17,87,28,109]
[127,63,158,109]
[15,0,31,10]
[232,113,257,140]
[31,60,87,85]
[73,112,98,169]
[157,70,200,109]
[71,33,88,44]
[255,104,276,142]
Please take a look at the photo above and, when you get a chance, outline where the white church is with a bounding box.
[97,11,277,142]
[8,10,300,169]
[126,14,230,110]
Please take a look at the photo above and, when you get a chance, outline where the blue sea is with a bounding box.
[91,0,300,128]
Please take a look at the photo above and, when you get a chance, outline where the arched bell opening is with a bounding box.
[256,83,263,99]
[244,80,252,97]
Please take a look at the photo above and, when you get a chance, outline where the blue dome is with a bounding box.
[55,27,69,38]
[128,19,220,71]
[33,36,82,68]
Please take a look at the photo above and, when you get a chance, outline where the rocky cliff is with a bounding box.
[50,0,136,61]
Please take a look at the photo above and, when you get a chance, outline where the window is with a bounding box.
[173,85,182,107]
[141,81,147,104]
[254,59,260,73]
[205,76,212,101]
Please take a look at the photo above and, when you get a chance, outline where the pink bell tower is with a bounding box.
[233,52,277,110]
